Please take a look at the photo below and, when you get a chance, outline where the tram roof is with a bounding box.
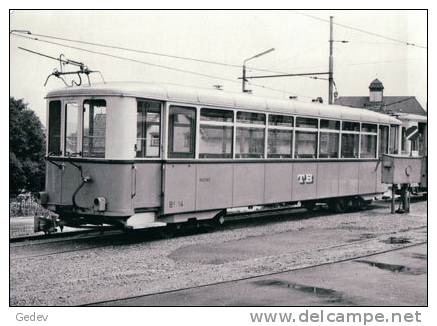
[46,82,401,125]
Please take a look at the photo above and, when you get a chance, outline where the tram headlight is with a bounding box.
[94,197,107,212]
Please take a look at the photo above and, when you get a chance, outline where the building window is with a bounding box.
[341,134,359,158]
[83,100,106,158]
[48,100,61,156]
[168,106,196,158]
[64,102,80,156]
[319,132,339,158]
[295,131,317,158]
[136,101,161,158]
[199,108,233,158]
[360,134,377,158]
[268,129,292,158]
[378,125,389,156]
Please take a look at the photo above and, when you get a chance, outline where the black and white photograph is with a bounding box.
[7,7,430,325]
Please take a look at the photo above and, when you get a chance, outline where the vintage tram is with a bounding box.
[38,82,403,229]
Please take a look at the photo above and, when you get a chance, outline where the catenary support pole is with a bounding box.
[328,16,334,104]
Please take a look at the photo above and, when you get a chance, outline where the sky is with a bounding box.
[10,10,427,124]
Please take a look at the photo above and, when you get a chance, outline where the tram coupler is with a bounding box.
[34,214,60,234]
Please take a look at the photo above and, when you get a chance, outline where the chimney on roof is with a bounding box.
[369,78,384,105]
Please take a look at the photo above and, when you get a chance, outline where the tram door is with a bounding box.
[46,100,83,204]
[162,105,197,214]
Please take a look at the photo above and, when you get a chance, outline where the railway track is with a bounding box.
[11,196,426,245]
[85,240,427,306]
[10,200,426,261]
[10,203,387,260]
[9,200,386,245]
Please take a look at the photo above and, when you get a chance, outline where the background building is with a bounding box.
[335,79,427,156]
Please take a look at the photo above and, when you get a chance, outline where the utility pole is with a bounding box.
[242,64,247,93]
[328,16,334,104]
[242,48,275,93]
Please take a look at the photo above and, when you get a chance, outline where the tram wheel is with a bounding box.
[329,199,346,213]
[303,201,317,212]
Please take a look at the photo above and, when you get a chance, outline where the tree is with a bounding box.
[9,97,46,196]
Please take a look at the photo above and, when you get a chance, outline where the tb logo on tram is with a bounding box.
[297,174,314,184]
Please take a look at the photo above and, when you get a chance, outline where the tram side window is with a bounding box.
[319,119,340,158]
[360,134,377,158]
[236,111,265,158]
[199,108,233,158]
[360,123,377,158]
[342,121,360,132]
[268,129,292,158]
[48,101,62,156]
[136,101,161,158]
[294,117,317,158]
[378,125,389,156]
[296,117,318,129]
[389,125,399,154]
[319,133,339,158]
[83,100,107,158]
[168,106,196,158]
[268,114,293,158]
[295,131,317,158]
[64,103,80,156]
[341,134,359,158]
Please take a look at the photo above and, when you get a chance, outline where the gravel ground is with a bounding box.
[10,200,427,306]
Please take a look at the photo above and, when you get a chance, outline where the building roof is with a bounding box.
[46,82,401,125]
[369,78,384,90]
[335,96,427,116]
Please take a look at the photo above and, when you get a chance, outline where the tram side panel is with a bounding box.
[291,162,318,201]
[46,161,136,217]
[358,161,378,194]
[162,163,196,214]
[162,160,384,217]
[338,162,360,196]
[232,163,265,207]
[45,163,62,206]
[133,163,161,209]
[264,163,293,203]
[196,164,233,210]
[316,162,340,199]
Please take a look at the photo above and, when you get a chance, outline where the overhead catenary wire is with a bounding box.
[10,30,325,82]
[296,12,427,49]
[11,32,315,99]
[10,30,423,80]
